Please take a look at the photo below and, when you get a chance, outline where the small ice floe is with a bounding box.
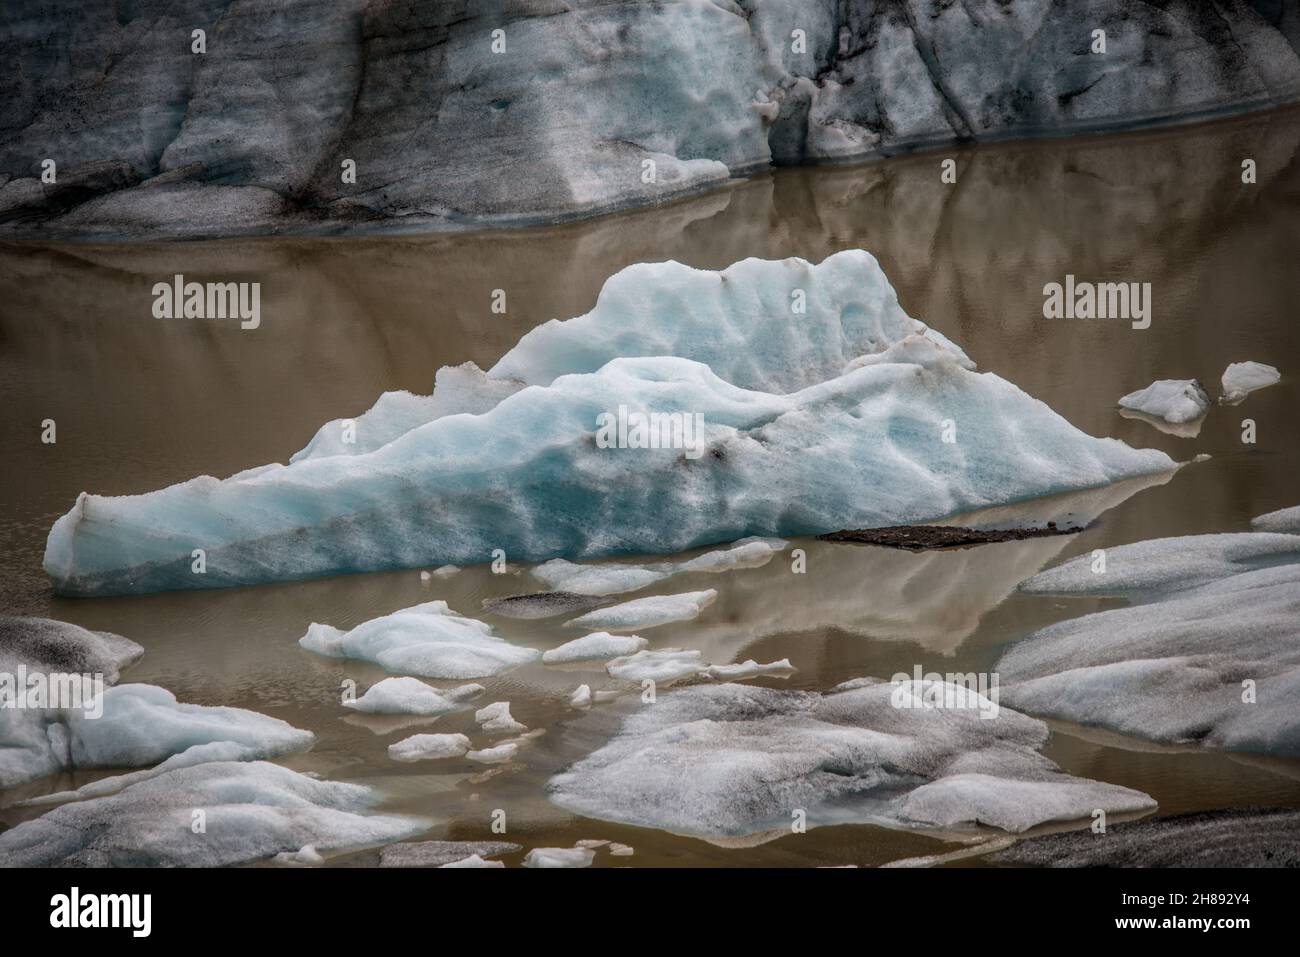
[566,590,716,631]
[343,677,485,716]
[380,840,520,868]
[569,685,593,709]
[0,761,429,867]
[575,839,608,848]
[466,742,518,764]
[387,733,471,763]
[441,854,504,868]
[609,843,634,857]
[547,680,1153,838]
[1001,540,1300,757]
[481,591,608,620]
[1252,504,1300,534]
[274,844,324,866]
[299,601,539,679]
[522,846,595,868]
[1019,532,1300,597]
[989,808,1300,867]
[542,631,649,664]
[1219,360,1280,404]
[474,701,527,734]
[432,565,460,578]
[531,538,788,597]
[1117,379,1210,425]
[606,649,705,684]
[704,659,795,681]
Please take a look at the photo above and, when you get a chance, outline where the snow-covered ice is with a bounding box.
[548,680,1153,838]
[0,761,429,867]
[466,743,517,764]
[543,632,649,664]
[522,846,595,869]
[606,649,705,685]
[1002,546,1300,757]
[343,677,485,716]
[388,733,471,763]
[1117,379,1209,424]
[1252,505,1300,535]
[704,659,795,680]
[380,840,520,868]
[474,702,527,735]
[1020,532,1300,597]
[299,602,539,679]
[1220,361,1280,403]
[566,590,717,631]
[43,253,1175,597]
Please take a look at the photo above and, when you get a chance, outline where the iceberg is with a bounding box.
[1220,360,1281,403]
[387,733,471,763]
[1117,379,1209,424]
[1000,540,1300,758]
[299,601,540,679]
[543,632,649,665]
[606,649,706,685]
[565,590,717,631]
[548,679,1154,839]
[343,677,485,716]
[474,701,527,735]
[0,761,429,867]
[44,253,1175,597]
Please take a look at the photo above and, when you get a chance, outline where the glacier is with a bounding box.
[44,252,1176,596]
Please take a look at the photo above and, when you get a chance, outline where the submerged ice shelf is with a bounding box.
[44,252,1176,596]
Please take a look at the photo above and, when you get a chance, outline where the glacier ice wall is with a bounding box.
[43,251,1176,596]
[3,0,1299,238]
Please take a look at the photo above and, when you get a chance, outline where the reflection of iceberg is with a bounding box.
[45,252,1174,597]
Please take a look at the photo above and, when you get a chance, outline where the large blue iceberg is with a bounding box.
[45,251,1175,596]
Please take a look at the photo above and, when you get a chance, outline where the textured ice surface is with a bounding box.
[1220,361,1280,402]
[704,659,795,681]
[543,632,649,665]
[566,590,717,631]
[299,602,539,679]
[1001,556,1300,757]
[606,649,706,685]
[380,840,521,868]
[532,538,786,597]
[523,847,595,869]
[466,743,517,764]
[569,685,593,710]
[0,761,429,867]
[343,677,484,716]
[1117,379,1209,424]
[442,854,504,868]
[45,253,1174,596]
[1019,532,1300,597]
[474,702,526,735]
[1253,505,1300,534]
[388,733,471,763]
[548,680,1153,838]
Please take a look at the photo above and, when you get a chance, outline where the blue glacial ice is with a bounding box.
[44,251,1176,596]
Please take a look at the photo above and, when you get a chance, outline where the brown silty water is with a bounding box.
[0,105,1298,866]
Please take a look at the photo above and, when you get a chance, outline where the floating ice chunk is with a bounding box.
[388,733,471,763]
[441,854,505,868]
[606,649,705,684]
[343,677,484,716]
[609,843,634,856]
[1220,360,1280,403]
[433,565,460,578]
[466,743,517,764]
[380,840,521,867]
[274,844,324,866]
[1117,379,1209,424]
[299,601,539,679]
[1000,560,1300,757]
[0,761,429,867]
[567,590,716,631]
[547,681,1154,838]
[704,658,795,680]
[1252,505,1300,534]
[522,847,595,868]
[531,538,786,597]
[44,254,1176,597]
[569,685,593,710]
[475,701,526,734]
[482,591,607,620]
[542,632,649,664]
[1,676,312,791]
[1020,532,1300,597]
